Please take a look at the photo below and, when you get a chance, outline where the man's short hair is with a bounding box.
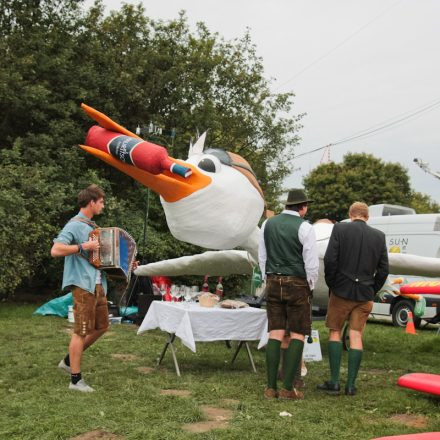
[78,184,105,208]
[349,202,369,219]
[286,202,308,212]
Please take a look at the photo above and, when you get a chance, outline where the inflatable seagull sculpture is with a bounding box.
[80,104,264,269]
[80,104,440,291]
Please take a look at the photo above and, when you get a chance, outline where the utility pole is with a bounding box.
[320,144,333,164]
[413,158,440,181]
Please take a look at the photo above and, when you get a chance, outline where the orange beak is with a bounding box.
[80,104,211,203]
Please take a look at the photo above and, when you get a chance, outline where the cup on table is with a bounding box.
[183,286,192,302]
[177,285,185,301]
[170,284,178,302]
[190,286,199,302]
[159,284,167,301]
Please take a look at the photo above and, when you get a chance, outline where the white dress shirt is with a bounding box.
[258,210,319,290]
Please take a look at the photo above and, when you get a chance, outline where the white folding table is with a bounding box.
[137,301,269,376]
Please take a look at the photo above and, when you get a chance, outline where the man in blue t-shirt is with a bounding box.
[51,184,108,392]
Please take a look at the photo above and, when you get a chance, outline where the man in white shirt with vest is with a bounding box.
[259,188,319,399]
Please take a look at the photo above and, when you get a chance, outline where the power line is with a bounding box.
[294,97,440,159]
[333,99,440,145]
[275,0,403,91]
[333,97,440,144]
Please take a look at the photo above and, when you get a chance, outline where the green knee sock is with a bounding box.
[282,339,304,391]
[266,339,281,389]
[328,341,343,385]
[294,360,302,382]
[280,348,287,378]
[347,348,363,388]
[280,348,301,380]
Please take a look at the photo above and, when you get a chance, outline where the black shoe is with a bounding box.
[317,380,340,394]
[345,386,357,396]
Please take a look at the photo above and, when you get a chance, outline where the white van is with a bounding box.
[367,206,440,327]
[311,205,440,328]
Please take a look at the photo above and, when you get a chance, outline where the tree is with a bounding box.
[0,1,302,295]
[303,153,413,222]
[408,191,440,214]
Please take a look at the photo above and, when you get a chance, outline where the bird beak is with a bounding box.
[80,104,211,203]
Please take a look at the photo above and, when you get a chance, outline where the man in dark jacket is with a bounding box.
[318,202,389,396]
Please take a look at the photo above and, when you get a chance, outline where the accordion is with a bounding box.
[88,227,137,283]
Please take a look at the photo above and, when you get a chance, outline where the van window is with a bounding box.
[382,206,415,216]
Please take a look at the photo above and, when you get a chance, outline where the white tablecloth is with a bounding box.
[137,301,269,352]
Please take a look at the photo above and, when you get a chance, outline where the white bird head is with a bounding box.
[162,146,264,249]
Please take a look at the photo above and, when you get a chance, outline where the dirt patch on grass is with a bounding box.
[182,405,233,433]
[160,389,191,397]
[201,406,233,421]
[136,366,154,374]
[390,414,428,429]
[111,353,139,362]
[182,406,233,433]
[182,421,229,433]
[68,430,124,440]
[221,399,240,406]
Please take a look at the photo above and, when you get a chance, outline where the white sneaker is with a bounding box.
[69,379,95,393]
[58,359,71,374]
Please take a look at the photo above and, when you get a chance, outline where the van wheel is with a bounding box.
[391,300,422,328]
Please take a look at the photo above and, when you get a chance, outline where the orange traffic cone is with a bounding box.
[405,311,416,334]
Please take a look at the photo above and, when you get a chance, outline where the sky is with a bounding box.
[86,0,440,203]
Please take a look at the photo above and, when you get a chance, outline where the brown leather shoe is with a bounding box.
[264,388,278,399]
[293,377,305,389]
[278,388,304,400]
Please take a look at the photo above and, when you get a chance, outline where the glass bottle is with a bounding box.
[215,277,223,298]
[202,275,209,292]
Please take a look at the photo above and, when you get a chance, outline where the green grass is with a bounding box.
[0,303,439,440]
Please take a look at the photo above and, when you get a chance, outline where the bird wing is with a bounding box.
[389,253,440,277]
[135,250,256,277]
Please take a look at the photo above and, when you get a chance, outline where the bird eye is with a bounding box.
[197,155,222,173]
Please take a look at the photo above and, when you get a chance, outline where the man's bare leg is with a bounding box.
[68,328,108,371]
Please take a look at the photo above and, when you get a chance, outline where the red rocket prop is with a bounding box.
[85,125,192,178]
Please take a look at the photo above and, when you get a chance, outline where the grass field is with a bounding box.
[0,303,439,440]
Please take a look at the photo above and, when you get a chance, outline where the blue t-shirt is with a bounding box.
[53,212,107,295]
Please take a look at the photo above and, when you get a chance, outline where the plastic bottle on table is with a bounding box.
[215,277,223,298]
[202,275,209,292]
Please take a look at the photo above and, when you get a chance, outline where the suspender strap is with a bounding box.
[68,216,98,229]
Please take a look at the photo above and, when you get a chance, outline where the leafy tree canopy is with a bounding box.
[0,0,302,295]
[408,191,440,214]
[303,153,417,222]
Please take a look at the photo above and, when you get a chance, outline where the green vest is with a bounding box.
[264,213,306,278]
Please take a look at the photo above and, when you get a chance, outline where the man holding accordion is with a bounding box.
[51,184,109,393]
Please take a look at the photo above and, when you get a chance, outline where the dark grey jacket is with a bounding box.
[324,219,389,301]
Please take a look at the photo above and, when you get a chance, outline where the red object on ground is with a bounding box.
[371,433,440,440]
[86,125,173,175]
[405,311,416,335]
[400,281,440,295]
[397,373,440,396]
